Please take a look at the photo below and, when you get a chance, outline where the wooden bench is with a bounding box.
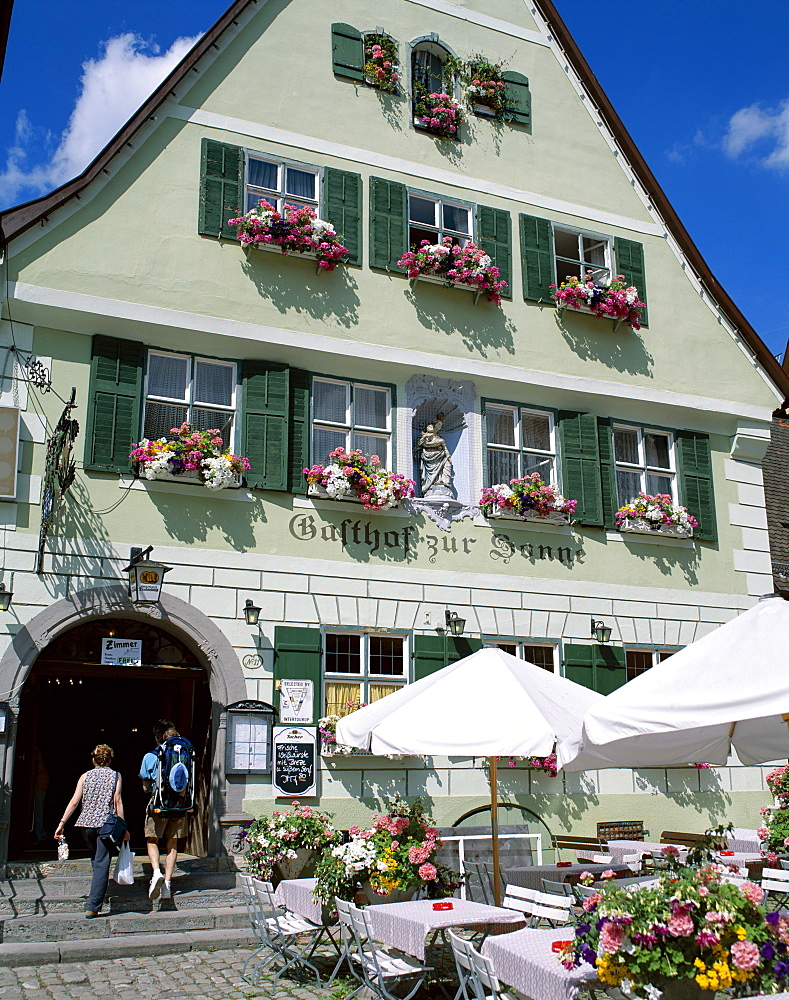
[660,830,726,849]
[551,835,608,860]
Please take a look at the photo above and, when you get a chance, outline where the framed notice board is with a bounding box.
[272,726,317,797]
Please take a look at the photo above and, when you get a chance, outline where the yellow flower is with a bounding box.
[694,958,706,971]
[735,925,747,940]
[695,975,710,990]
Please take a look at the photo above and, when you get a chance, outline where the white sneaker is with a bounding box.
[160,881,172,899]
[148,870,164,900]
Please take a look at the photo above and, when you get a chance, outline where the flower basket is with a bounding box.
[227,203,349,271]
[413,90,463,138]
[551,275,645,331]
[304,448,415,511]
[364,34,399,93]
[397,238,507,304]
[244,802,341,882]
[615,494,698,538]
[130,424,250,491]
[356,881,420,905]
[274,847,318,883]
[464,57,507,119]
[479,475,577,522]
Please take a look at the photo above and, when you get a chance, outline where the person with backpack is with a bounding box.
[139,719,196,900]
[54,743,130,917]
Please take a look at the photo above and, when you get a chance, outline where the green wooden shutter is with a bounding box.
[558,411,604,526]
[412,635,483,682]
[241,361,290,491]
[288,368,311,494]
[563,644,626,694]
[563,644,595,690]
[198,139,244,239]
[677,431,717,542]
[324,168,362,266]
[614,237,648,327]
[369,176,407,271]
[519,214,554,303]
[597,417,619,530]
[502,71,531,127]
[595,646,627,695]
[273,626,323,723]
[476,205,512,300]
[84,335,144,473]
[331,23,364,81]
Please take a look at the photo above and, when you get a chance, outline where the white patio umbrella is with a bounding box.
[335,646,603,904]
[558,594,789,772]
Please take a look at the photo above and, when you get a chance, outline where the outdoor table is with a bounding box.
[481,926,598,1000]
[274,876,325,925]
[505,862,630,892]
[580,839,675,863]
[365,898,526,961]
[714,850,761,868]
[728,828,761,853]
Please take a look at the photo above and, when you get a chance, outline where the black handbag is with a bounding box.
[99,771,128,847]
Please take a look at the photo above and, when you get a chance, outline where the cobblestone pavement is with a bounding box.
[0,947,349,1000]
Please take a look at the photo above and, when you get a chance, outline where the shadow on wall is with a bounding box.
[240,251,361,327]
[616,536,702,587]
[139,490,266,550]
[404,283,517,356]
[554,310,654,378]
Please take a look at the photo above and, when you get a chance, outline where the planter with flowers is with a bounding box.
[364,34,399,92]
[227,202,349,271]
[564,861,789,999]
[463,57,507,118]
[479,474,578,525]
[313,798,461,906]
[551,275,645,331]
[497,753,558,775]
[130,423,250,491]
[244,801,342,885]
[397,238,507,304]
[616,494,698,539]
[413,89,463,138]
[304,448,415,511]
[759,766,789,855]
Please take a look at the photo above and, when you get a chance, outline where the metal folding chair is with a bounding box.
[325,897,367,998]
[239,873,277,985]
[540,878,575,897]
[347,900,431,1000]
[448,929,505,1000]
[502,883,574,928]
[245,878,325,988]
[462,859,492,904]
[762,867,789,908]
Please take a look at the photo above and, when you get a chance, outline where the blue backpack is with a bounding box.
[150,735,196,816]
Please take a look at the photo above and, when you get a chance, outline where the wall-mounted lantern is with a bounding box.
[125,546,172,604]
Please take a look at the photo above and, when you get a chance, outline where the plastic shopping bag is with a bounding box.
[57,837,69,861]
[113,842,135,885]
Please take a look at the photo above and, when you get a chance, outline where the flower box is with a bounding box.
[408,272,486,304]
[471,102,497,117]
[130,424,250,492]
[552,275,645,331]
[227,203,349,271]
[479,475,578,522]
[398,238,507,304]
[304,448,415,511]
[486,507,571,526]
[143,468,243,489]
[619,518,693,539]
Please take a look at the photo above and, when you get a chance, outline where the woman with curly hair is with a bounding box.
[54,744,129,917]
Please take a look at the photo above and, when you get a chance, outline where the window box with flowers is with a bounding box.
[479,474,578,524]
[454,55,508,119]
[364,34,399,92]
[616,494,697,539]
[304,448,415,511]
[397,238,507,304]
[130,424,250,491]
[551,275,645,331]
[318,714,373,756]
[413,90,464,138]
[227,203,349,272]
[244,801,342,883]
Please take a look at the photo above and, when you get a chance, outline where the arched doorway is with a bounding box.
[9,617,212,860]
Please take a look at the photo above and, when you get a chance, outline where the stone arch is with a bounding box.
[0,585,248,870]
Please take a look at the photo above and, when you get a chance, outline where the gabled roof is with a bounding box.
[1,0,786,396]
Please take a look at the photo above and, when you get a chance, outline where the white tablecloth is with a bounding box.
[366,898,525,961]
[274,876,324,925]
[585,840,675,863]
[728,828,761,853]
[482,926,597,1000]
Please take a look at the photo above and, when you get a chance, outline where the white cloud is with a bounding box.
[723,99,789,170]
[0,32,201,209]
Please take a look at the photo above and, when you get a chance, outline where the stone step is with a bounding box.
[4,854,233,879]
[0,885,246,917]
[2,904,250,943]
[0,926,258,966]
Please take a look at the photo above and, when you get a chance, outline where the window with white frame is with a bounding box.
[626,648,675,682]
[311,378,392,466]
[144,351,236,449]
[324,632,407,716]
[613,425,676,505]
[412,44,447,98]
[245,155,319,214]
[487,641,557,673]
[484,404,556,485]
[553,226,611,286]
[408,193,471,252]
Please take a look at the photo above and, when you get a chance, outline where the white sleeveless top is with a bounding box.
[75,767,117,828]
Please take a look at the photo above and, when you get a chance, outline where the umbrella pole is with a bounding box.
[489,755,501,906]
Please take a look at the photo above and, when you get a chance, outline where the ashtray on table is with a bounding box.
[552,940,572,952]
[556,862,572,867]
[433,901,453,910]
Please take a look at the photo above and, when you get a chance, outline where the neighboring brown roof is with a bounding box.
[1,0,786,397]
[0,0,13,81]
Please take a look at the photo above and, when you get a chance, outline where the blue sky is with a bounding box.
[1,0,787,359]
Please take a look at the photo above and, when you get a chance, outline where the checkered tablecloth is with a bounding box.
[481,926,597,1000]
[365,898,525,961]
[592,840,671,863]
[728,828,761,853]
[505,862,629,891]
[274,876,324,925]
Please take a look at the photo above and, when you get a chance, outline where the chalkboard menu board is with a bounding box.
[272,726,317,797]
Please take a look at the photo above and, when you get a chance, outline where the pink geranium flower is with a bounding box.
[731,940,761,970]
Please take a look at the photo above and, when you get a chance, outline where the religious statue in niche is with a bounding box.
[414,414,454,498]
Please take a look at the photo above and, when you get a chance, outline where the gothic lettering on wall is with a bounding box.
[287,516,585,566]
